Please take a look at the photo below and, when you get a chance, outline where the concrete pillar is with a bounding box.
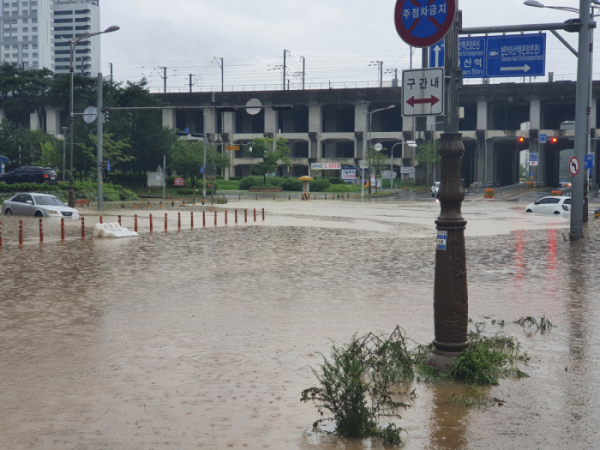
[308,101,321,160]
[205,108,217,134]
[223,111,235,181]
[355,102,368,160]
[264,106,277,136]
[529,97,541,130]
[45,108,61,136]
[162,109,176,129]
[486,140,495,185]
[476,100,488,131]
[30,112,40,130]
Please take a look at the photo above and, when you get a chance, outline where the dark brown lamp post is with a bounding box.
[425,133,469,372]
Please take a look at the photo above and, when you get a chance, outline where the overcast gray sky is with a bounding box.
[100,0,597,92]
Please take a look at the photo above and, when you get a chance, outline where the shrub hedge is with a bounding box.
[0,181,138,202]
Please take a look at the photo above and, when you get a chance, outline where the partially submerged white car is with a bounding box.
[525,196,571,217]
[432,182,440,197]
[2,193,80,218]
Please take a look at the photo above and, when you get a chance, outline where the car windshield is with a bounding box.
[33,195,64,206]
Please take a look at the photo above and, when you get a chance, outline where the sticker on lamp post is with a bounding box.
[437,230,448,251]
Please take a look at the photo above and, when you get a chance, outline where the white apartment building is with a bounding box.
[53,0,100,77]
[0,0,100,76]
[0,0,54,70]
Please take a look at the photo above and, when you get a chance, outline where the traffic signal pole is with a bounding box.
[97,72,103,211]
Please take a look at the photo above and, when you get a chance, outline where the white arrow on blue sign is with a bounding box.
[539,134,547,144]
[585,154,594,170]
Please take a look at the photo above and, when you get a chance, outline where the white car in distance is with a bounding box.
[432,182,440,197]
[525,196,571,217]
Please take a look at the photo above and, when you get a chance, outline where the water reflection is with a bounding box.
[0,217,600,449]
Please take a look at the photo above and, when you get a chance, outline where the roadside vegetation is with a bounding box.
[302,317,548,446]
[0,181,138,202]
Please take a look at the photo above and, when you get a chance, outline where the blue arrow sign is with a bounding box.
[539,134,547,144]
[429,33,546,79]
[585,154,594,170]
[200,166,204,174]
[486,34,546,77]
[107,159,111,172]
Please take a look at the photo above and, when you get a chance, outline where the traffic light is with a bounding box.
[518,137,525,144]
[550,137,558,144]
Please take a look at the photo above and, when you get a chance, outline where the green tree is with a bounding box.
[38,141,62,171]
[169,140,230,188]
[366,146,388,194]
[415,140,440,185]
[82,133,134,180]
[250,137,291,184]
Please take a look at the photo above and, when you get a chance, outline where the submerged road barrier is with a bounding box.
[81,217,85,240]
[61,218,65,241]
[134,215,138,233]
[19,220,23,245]
[191,212,194,228]
[203,211,206,228]
[149,214,153,233]
[165,213,168,232]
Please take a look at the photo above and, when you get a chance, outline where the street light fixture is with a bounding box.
[361,104,396,197]
[64,25,120,208]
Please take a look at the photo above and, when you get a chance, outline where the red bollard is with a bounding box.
[100,216,103,224]
[81,217,85,240]
[118,215,121,226]
[19,220,23,245]
[235,210,238,224]
[178,212,181,230]
[149,214,153,233]
[39,218,43,243]
[191,212,194,228]
[203,211,206,227]
[164,213,168,232]
[61,218,65,241]
[262,208,265,221]
[214,211,217,227]
[225,210,228,225]
[254,209,256,222]
[134,214,138,232]
[245,209,247,223]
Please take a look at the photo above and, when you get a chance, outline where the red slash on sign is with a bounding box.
[406,96,440,107]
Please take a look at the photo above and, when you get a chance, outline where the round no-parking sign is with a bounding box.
[394,0,456,48]
[569,156,580,177]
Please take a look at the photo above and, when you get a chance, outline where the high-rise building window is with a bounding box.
[30,9,36,15]
[3,4,9,8]
[3,45,8,49]
[22,1,27,5]
[11,19,16,23]
[3,53,8,58]
[31,0,36,4]
[54,10,72,15]
[22,43,27,48]
[31,26,35,31]
[11,11,17,15]
[22,52,27,57]
[32,43,36,49]
[31,52,36,57]
[22,18,27,23]
[11,2,17,6]
[22,26,26,31]
[11,52,17,57]
[22,35,27,40]
[32,61,37,66]
[31,17,36,23]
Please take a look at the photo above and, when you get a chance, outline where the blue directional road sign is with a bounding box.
[200,166,204,174]
[107,159,110,172]
[585,154,594,170]
[486,34,546,77]
[539,134,547,144]
[429,34,546,79]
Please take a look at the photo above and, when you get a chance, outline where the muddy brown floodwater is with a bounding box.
[1,201,600,449]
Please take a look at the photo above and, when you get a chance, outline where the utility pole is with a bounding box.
[158,66,167,93]
[203,110,207,199]
[571,0,592,239]
[283,50,290,90]
[189,74,193,93]
[163,155,166,200]
[109,62,113,83]
[214,57,224,92]
[301,56,305,90]
[61,127,67,181]
[379,61,383,87]
[97,72,103,211]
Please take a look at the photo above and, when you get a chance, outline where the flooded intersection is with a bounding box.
[1,200,599,449]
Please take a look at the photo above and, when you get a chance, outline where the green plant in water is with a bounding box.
[516,316,554,331]
[301,329,412,445]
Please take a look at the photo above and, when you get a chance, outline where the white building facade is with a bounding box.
[0,0,54,70]
[53,0,99,77]
[0,0,100,76]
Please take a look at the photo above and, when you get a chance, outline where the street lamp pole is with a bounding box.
[65,26,119,208]
[391,141,403,191]
[61,126,67,182]
[363,105,396,196]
